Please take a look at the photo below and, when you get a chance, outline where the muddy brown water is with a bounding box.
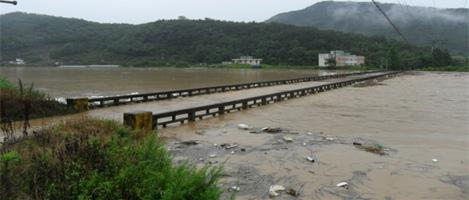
[160,72,469,199]
[1,68,468,199]
[0,67,344,98]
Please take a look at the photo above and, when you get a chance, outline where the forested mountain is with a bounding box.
[1,12,429,67]
[267,1,469,56]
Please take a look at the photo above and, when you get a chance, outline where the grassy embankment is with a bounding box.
[0,76,76,121]
[0,119,223,199]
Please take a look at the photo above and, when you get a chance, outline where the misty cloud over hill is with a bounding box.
[267,1,469,56]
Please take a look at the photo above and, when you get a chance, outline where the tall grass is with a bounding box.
[0,77,76,122]
[0,119,223,199]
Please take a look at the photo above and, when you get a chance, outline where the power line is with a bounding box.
[0,0,17,5]
[371,0,409,43]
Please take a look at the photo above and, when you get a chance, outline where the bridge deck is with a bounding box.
[86,72,388,122]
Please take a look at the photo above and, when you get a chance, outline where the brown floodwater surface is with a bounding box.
[160,72,469,199]
[0,67,343,98]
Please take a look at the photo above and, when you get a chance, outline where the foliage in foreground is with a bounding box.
[0,77,75,121]
[0,119,223,200]
[0,77,14,89]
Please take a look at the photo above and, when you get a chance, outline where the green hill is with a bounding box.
[267,1,469,56]
[1,12,429,67]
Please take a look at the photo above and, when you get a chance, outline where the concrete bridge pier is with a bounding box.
[66,97,89,111]
[123,111,153,130]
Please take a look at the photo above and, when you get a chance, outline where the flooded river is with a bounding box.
[158,72,469,199]
[1,67,468,199]
[0,67,341,98]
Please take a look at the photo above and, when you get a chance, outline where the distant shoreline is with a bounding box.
[1,64,468,72]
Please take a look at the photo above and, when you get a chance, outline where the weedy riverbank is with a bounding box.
[0,76,76,121]
[0,119,224,200]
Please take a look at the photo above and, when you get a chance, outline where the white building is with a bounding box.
[318,51,365,67]
[232,56,262,65]
[9,58,26,65]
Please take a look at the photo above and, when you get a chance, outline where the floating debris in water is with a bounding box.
[179,140,199,145]
[263,127,282,133]
[336,182,349,189]
[269,185,286,197]
[283,136,293,143]
[238,124,249,130]
[228,186,240,192]
[353,142,387,155]
[286,188,300,197]
[221,143,238,149]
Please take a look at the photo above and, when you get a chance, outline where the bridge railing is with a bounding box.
[71,71,380,109]
[152,71,398,129]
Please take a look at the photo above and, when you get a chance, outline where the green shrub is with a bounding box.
[0,76,14,89]
[0,119,223,200]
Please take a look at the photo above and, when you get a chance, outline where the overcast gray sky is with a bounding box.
[0,0,467,24]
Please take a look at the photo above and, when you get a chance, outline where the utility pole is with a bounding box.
[0,0,17,5]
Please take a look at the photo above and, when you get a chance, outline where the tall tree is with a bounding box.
[431,48,453,67]
[388,47,400,70]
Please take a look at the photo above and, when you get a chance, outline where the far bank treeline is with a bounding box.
[0,12,451,69]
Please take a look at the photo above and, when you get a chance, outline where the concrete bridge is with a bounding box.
[63,71,399,130]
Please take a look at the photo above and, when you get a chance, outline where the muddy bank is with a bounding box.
[160,72,469,199]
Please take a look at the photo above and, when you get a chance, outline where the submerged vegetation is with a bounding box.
[0,77,75,121]
[0,119,223,200]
